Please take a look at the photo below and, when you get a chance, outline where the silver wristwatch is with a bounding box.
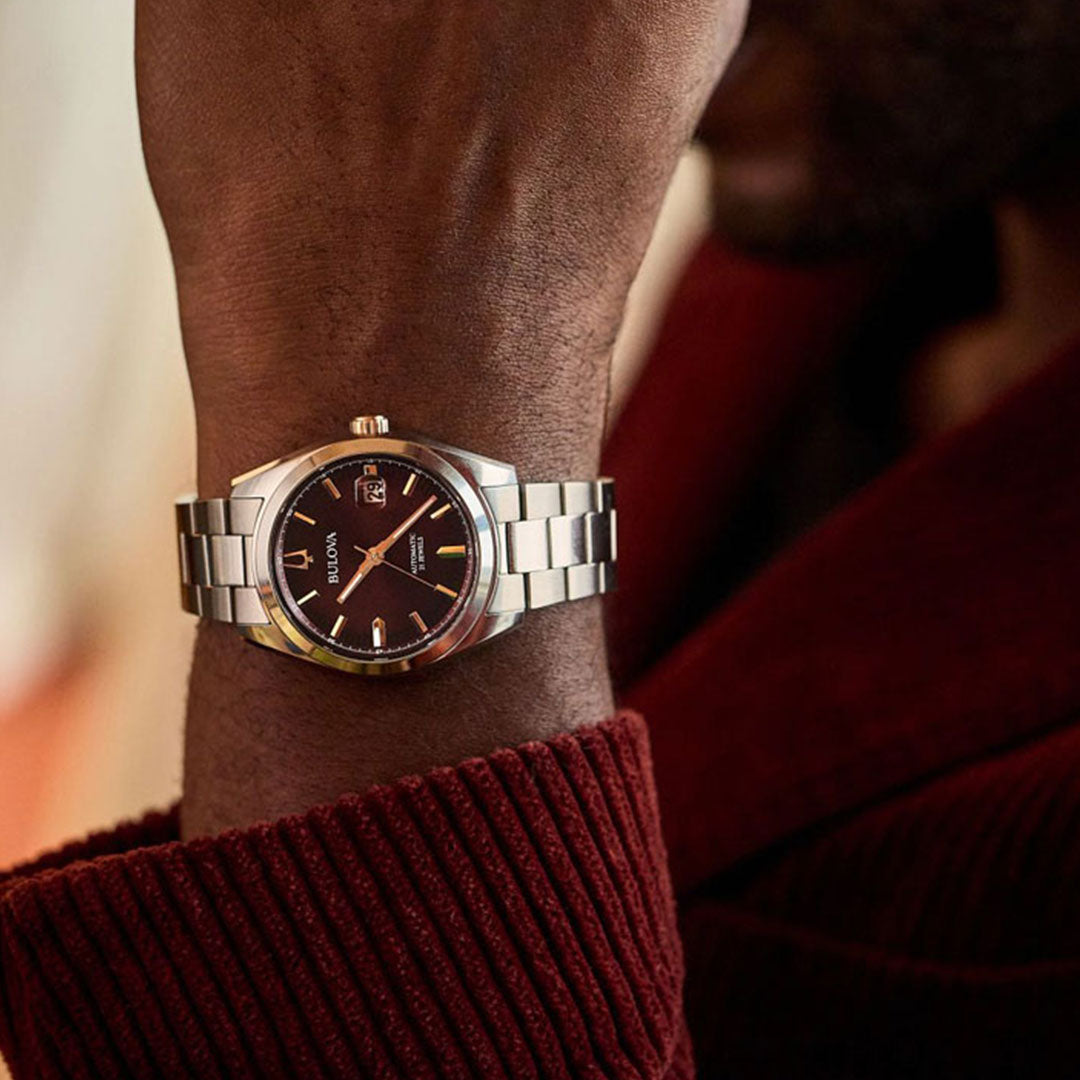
[176,415,616,675]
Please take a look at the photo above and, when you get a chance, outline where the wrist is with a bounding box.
[193,366,610,499]
[185,266,616,496]
[182,597,613,839]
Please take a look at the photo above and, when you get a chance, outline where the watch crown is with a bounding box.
[349,414,390,437]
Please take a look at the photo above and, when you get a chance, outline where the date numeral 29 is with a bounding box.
[357,476,387,508]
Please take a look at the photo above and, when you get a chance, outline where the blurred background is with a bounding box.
[0,3,707,871]
[0,1,193,869]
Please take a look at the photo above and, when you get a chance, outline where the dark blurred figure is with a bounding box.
[614,0,1080,678]
[708,0,1080,439]
[706,0,1080,256]
[606,2,1080,1075]
[702,0,1080,478]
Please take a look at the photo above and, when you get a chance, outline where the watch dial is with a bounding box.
[272,455,477,661]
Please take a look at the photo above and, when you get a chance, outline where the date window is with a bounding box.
[357,466,387,508]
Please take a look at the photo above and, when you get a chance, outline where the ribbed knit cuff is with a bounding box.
[0,713,690,1079]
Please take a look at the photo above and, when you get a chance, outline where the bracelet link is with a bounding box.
[176,496,269,625]
[482,478,617,614]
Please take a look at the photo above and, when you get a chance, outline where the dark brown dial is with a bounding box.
[272,455,476,660]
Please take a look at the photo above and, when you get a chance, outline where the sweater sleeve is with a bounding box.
[0,713,692,1079]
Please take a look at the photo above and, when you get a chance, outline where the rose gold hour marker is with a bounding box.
[330,614,347,639]
[294,512,316,526]
[296,589,319,606]
[430,502,451,521]
[371,616,386,648]
[283,549,314,570]
[322,478,342,500]
[402,473,417,497]
[434,584,458,599]
[363,464,379,476]
[409,610,428,633]
[436,545,466,558]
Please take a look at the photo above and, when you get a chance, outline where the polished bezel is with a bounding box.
[241,436,499,675]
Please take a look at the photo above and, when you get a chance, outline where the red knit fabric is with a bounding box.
[4,237,1080,1077]
[603,239,875,686]
[0,716,689,1079]
[607,239,1080,1077]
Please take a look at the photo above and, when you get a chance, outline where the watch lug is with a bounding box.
[229,437,331,499]
[457,609,525,652]
[416,437,518,489]
[236,620,297,657]
[236,628,285,655]
[230,456,285,488]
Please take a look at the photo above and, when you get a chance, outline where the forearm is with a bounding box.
[184,604,612,842]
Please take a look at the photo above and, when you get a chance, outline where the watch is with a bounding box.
[175,415,617,675]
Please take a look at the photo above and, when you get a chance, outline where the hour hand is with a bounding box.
[335,552,378,604]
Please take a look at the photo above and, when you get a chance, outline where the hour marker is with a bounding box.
[410,610,428,633]
[402,473,417,497]
[294,512,316,526]
[296,589,319,606]
[436,545,466,558]
[322,478,342,500]
[430,502,451,521]
[330,614,347,639]
[283,549,314,570]
[363,464,379,476]
[434,584,458,599]
[371,616,386,648]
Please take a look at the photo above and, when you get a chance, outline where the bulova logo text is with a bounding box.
[326,531,340,584]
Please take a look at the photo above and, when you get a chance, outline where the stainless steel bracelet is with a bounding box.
[482,478,617,613]
[176,478,615,624]
[176,496,269,625]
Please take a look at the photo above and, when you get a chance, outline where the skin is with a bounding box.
[135,0,747,837]
[908,189,1080,437]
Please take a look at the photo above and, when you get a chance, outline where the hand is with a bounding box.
[137,0,748,493]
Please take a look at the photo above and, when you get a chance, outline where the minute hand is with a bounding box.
[371,494,437,557]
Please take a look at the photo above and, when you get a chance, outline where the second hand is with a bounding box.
[353,545,439,591]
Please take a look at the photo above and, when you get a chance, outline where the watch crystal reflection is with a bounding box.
[273,456,476,660]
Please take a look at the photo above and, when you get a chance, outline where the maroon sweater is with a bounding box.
[3,240,1080,1077]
